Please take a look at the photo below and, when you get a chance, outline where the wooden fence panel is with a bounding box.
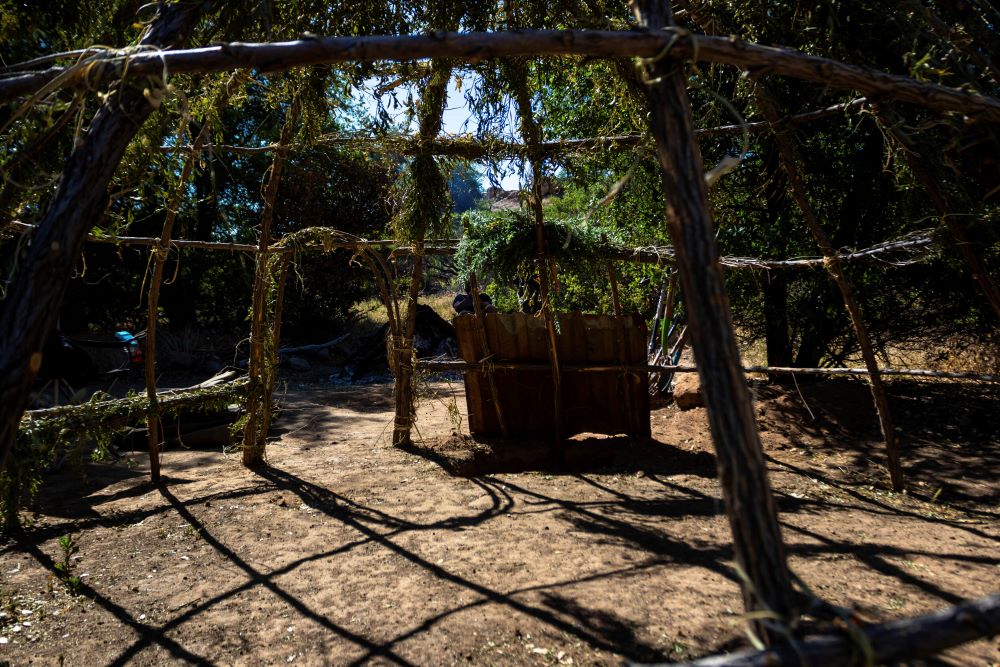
[454,312,650,439]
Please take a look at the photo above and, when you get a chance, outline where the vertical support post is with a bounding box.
[648,271,670,355]
[508,65,565,461]
[660,269,679,352]
[756,86,904,492]
[144,113,211,482]
[631,0,796,633]
[242,96,298,466]
[393,245,423,447]
[468,271,509,437]
[391,62,451,447]
[0,1,205,470]
[603,234,622,316]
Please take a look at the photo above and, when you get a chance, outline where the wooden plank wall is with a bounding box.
[454,312,651,439]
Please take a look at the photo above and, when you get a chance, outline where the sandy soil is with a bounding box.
[0,377,997,666]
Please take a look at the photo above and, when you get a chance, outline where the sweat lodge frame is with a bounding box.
[2,1,999,664]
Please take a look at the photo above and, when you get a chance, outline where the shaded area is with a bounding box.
[0,379,996,665]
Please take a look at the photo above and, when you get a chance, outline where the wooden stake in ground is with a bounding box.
[508,63,566,461]
[631,0,797,634]
[468,270,509,437]
[0,1,206,469]
[143,114,211,483]
[755,85,904,492]
[143,72,246,482]
[603,234,622,316]
[391,61,452,448]
[242,96,298,466]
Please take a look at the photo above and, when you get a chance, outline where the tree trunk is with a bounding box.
[0,2,206,469]
[762,273,793,369]
[631,0,796,636]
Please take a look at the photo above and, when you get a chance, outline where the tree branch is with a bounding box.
[2,31,998,120]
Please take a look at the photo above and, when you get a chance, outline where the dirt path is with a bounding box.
[1,379,997,665]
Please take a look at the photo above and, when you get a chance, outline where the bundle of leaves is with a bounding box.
[390,154,452,242]
[455,209,614,286]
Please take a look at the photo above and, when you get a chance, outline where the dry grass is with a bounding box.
[734,329,999,374]
[881,334,1000,375]
[350,291,456,331]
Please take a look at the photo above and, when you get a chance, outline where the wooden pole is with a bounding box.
[468,272,509,437]
[632,0,796,635]
[230,357,996,381]
[0,1,206,470]
[603,234,622,316]
[143,113,203,483]
[242,96,298,466]
[755,85,904,492]
[6,30,1000,120]
[660,270,679,352]
[142,72,243,483]
[508,63,566,462]
[391,61,451,448]
[639,592,1000,667]
[156,98,869,159]
[392,245,423,447]
[3,220,938,271]
[879,109,1000,320]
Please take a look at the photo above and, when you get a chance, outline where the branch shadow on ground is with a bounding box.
[753,378,999,513]
[401,433,719,478]
[256,466,699,664]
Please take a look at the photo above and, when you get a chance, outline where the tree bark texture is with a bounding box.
[392,62,451,448]
[755,85,904,491]
[242,97,298,466]
[4,30,1000,121]
[631,0,796,632]
[0,1,206,469]
[641,592,1000,667]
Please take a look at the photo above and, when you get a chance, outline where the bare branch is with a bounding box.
[2,31,998,120]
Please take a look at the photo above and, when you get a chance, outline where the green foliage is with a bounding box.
[53,534,82,595]
[390,63,453,241]
[456,208,614,292]
[2,381,248,533]
[0,0,996,384]
[449,163,484,214]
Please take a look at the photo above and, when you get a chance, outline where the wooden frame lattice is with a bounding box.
[2,2,998,663]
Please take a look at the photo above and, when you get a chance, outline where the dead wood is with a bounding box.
[755,84,904,492]
[242,96,298,465]
[3,31,999,120]
[633,0,796,633]
[0,1,207,469]
[158,97,869,158]
[638,592,1000,667]
[278,334,350,357]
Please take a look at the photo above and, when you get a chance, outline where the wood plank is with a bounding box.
[454,312,649,440]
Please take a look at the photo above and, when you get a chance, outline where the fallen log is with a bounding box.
[278,333,350,356]
[635,593,1000,667]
